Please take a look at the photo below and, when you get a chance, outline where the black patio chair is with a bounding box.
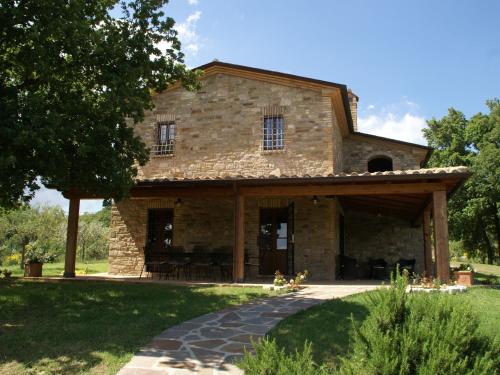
[212,252,233,281]
[191,251,213,279]
[169,252,192,280]
[140,247,169,279]
[338,255,360,280]
[369,258,388,280]
[395,258,416,276]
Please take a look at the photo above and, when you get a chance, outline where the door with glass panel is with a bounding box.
[259,208,289,275]
[147,209,173,253]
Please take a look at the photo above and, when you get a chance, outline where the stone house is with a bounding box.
[64,61,469,282]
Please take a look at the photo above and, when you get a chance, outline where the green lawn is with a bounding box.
[269,287,500,368]
[0,279,271,374]
[2,260,108,277]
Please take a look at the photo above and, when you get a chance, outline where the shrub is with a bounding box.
[1,268,12,278]
[241,272,499,375]
[238,338,330,375]
[337,272,499,375]
[24,241,56,264]
[274,270,287,286]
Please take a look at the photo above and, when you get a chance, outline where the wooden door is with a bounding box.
[147,209,173,253]
[259,208,288,275]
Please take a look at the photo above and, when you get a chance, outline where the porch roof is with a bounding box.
[135,166,469,187]
[132,166,470,223]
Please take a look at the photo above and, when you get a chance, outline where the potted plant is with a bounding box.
[24,242,55,277]
[273,270,287,288]
[289,270,309,291]
[455,263,474,286]
[2,269,13,278]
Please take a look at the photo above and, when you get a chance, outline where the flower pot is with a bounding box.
[24,262,43,277]
[455,270,473,286]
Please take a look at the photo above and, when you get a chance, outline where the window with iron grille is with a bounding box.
[263,115,284,150]
[154,121,176,156]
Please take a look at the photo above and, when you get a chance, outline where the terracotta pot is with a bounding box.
[24,262,43,277]
[455,270,473,286]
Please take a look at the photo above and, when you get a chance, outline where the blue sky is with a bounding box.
[32,0,500,212]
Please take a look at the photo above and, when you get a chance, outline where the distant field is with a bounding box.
[2,260,108,277]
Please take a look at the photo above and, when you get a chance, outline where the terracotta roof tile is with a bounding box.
[136,166,469,183]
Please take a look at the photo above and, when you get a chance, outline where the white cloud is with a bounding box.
[358,112,427,145]
[187,0,198,4]
[175,11,202,58]
[30,186,103,214]
[367,104,375,110]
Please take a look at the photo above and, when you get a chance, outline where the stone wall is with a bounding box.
[109,200,149,275]
[294,198,338,281]
[136,73,340,180]
[342,137,422,173]
[109,198,234,275]
[109,196,338,280]
[344,210,424,275]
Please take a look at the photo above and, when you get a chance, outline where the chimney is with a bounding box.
[347,89,358,132]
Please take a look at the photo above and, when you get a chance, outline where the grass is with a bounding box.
[0,279,271,375]
[2,260,108,277]
[268,287,500,368]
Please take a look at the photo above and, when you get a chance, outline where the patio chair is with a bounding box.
[191,251,214,279]
[338,255,360,280]
[169,252,192,280]
[140,247,169,279]
[395,258,416,276]
[212,252,233,281]
[369,258,388,280]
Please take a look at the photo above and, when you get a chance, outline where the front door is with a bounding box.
[147,209,174,253]
[259,208,289,275]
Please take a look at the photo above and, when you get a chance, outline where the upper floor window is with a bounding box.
[154,121,176,156]
[263,115,284,151]
[368,156,393,172]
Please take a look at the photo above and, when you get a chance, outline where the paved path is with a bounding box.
[118,284,379,375]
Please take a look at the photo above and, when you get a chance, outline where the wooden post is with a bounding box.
[432,190,450,281]
[64,198,80,278]
[422,207,433,277]
[233,194,245,282]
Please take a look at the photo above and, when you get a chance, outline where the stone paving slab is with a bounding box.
[117,284,379,374]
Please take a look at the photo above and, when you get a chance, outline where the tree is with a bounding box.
[0,0,200,208]
[423,99,500,264]
[0,205,66,267]
[78,218,109,261]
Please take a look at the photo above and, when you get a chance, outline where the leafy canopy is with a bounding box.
[423,99,500,263]
[0,0,200,207]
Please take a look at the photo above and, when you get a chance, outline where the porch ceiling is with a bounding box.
[339,193,430,222]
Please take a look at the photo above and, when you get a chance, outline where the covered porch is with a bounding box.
[62,167,469,282]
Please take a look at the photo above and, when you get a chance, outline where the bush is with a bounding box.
[238,339,330,375]
[337,272,499,375]
[241,272,499,375]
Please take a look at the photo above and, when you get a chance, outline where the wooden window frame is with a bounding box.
[154,121,176,156]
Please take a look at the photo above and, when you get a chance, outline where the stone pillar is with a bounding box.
[422,207,433,277]
[432,190,450,281]
[64,198,80,278]
[233,194,245,282]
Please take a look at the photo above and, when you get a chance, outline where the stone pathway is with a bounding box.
[118,284,379,375]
